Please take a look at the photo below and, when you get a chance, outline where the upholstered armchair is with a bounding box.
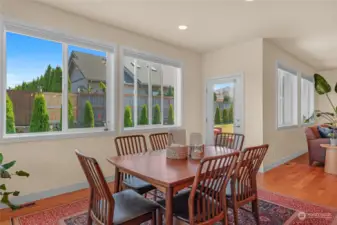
[305,126,329,166]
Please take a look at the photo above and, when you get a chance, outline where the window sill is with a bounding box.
[122,125,182,134]
[1,129,116,144]
[301,122,315,128]
[276,124,299,130]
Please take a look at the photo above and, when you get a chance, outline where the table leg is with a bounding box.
[114,167,120,193]
[165,187,173,225]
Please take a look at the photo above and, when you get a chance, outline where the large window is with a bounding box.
[277,66,298,128]
[3,26,114,138]
[301,76,315,124]
[122,50,181,129]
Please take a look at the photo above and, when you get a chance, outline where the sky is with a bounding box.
[213,83,233,91]
[6,32,106,88]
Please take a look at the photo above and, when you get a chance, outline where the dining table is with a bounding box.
[107,146,238,225]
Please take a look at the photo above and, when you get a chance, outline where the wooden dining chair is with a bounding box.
[75,150,159,225]
[114,135,156,197]
[149,132,168,150]
[227,144,269,225]
[157,152,240,225]
[215,132,245,151]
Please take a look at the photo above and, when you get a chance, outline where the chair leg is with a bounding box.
[87,215,93,225]
[151,211,156,225]
[233,205,239,225]
[252,199,260,225]
[154,189,157,201]
[157,209,162,225]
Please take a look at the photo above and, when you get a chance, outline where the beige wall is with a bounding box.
[316,69,337,120]
[262,40,315,168]
[0,0,202,200]
[202,39,264,147]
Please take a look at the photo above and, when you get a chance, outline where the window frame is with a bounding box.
[300,74,315,126]
[276,63,299,129]
[120,47,183,133]
[0,21,117,143]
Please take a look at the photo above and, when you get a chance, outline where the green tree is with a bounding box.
[51,66,62,92]
[228,104,234,123]
[214,92,217,102]
[124,106,133,127]
[153,104,161,124]
[84,101,94,128]
[99,81,106,93]
[168,104,174,125]
[214,106,221,125]
[165,86,174,97]
[222,108,228,124]
[6,94,16,134]
[60,99,75,130]
[223,95,231,104]
[29,94,50,132]
[139,104,148,125]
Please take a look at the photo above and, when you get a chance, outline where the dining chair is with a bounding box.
[149,132,168,150]
[75,150,159,225]
[157,152,240,225]
[114,135,156,196]
[215,132,245,151]
[227,144,269,225]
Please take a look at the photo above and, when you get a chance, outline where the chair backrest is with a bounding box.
[149,132,168,150]
[189,152,239,225]
[215,132,245,151]
[114,135,147,156]
[233,144,269,202]
[75,150,114,225]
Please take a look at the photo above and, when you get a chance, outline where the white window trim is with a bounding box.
[119,46,183,133]
[0,20,117,143]
[300,74,315,127]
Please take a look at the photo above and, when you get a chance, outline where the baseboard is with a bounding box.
[0,176,114,209]
[261,149,307,173]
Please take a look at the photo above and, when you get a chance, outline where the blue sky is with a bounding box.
[6,32,106,88]
[214,83,233,91]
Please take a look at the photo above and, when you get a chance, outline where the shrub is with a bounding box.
[29,93,50,132]
[228,104,234,123]
[6,94,16,134]
[222,108,228,124]
[168,104,174,125]
[153,104,161,124]
[139,104,148,125]
[60,99,75,130]
[214,106,221,125]
[84,101,94,128]
[124,106,133,127]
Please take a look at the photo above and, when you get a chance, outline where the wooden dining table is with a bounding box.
[107,146,238,225]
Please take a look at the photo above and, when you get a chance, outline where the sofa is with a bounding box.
[305,125,329,166]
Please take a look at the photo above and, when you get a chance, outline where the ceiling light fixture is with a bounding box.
[178,25,188,30]
[245,0,254,1]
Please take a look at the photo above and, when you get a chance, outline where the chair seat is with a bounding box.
[112,189,159,224]
[123,177,156,194]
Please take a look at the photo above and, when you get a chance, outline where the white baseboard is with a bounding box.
[260,149,307,173]
[0,176,114,209]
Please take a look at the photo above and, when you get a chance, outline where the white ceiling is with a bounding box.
[33,0,337,70]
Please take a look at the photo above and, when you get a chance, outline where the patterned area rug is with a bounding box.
[12,189,337,225]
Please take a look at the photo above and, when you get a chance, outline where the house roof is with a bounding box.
[69,51,175,86]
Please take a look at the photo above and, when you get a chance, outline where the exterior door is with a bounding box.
[205,74,244,145]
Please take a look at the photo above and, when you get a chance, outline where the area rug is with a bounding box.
[12,189,337,225]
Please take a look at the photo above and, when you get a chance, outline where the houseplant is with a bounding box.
[0,153,29,209]
[314,73,337,145]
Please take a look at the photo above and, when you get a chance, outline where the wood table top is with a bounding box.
[320,144,337,149]
[107,146,238,188]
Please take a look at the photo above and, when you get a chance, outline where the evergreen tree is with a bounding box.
[124,106,133,127]
[139,104,148,125]
[223,95,231,104]
[153,104,161,124]
[228,104,234,123]
[99,81,106,93]
[213,92,217,102]
[6,94,16,134]
[60,99,75,130]
[168,104,174,125]
[44,65,53,91]
[83,101,94,128]
[222,109,228,124]
[51,66,62,92]
[214,106,221,125]
[165,86,174,97]
[29,94,50,132]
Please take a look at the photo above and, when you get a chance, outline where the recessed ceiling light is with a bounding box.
[178,25,188,30]
[245,0,254,1]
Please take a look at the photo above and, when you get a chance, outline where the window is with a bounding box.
[301,76,315,124]
[3,25,115,139]
[122,50,181,129]
[277,66,298,128]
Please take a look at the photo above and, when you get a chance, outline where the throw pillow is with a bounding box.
[318,126,333,138]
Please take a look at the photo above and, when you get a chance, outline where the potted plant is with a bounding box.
[0,153,29,210]
[314,73,337,145]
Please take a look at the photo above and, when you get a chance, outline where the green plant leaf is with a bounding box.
[0,153,3,164]
[2,160,16,170]
[15,170,30,177]
[0,184,6,190]
[314,73,331,95]
[0,171,11,179]
[13,191,20,196]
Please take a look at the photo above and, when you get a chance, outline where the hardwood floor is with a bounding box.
[1,153,337,225]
